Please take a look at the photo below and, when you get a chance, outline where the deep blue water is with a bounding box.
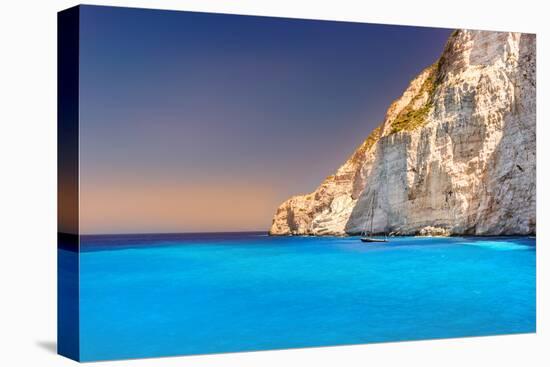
[72,233,535,361]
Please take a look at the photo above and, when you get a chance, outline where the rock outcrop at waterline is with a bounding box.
[269,30,536,236]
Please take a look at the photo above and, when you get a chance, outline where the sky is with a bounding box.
[78,5,452,234]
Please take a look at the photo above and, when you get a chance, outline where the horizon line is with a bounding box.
[60,230,269,237]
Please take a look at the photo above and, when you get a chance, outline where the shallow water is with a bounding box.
[71,233,535,361]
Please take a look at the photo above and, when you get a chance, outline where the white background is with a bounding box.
[0,0,548,365]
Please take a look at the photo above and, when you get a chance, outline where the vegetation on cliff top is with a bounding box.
[388,30,461,134]
[389,60,441,134]
[349,125,383,164]
[362,125,383,152]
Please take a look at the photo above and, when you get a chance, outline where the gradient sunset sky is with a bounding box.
[78,5,452,234]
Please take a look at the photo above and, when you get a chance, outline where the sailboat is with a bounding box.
[360,192,388,243]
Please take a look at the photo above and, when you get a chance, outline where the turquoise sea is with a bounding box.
[70,233,535,361]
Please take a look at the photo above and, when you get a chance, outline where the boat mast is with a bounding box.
[360,191,380,237]
[361,192,376,237]
[361,206,368,237]
[369,192,376,235]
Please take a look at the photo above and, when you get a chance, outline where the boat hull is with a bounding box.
[361,238,388,243]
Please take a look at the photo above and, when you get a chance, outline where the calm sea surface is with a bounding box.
[70,233,535,361]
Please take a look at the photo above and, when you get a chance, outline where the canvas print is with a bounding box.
[58,5,536,362]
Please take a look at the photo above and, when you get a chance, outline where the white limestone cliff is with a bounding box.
[269,30,536,236]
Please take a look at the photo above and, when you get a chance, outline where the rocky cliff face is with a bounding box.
[269,30,536,236]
